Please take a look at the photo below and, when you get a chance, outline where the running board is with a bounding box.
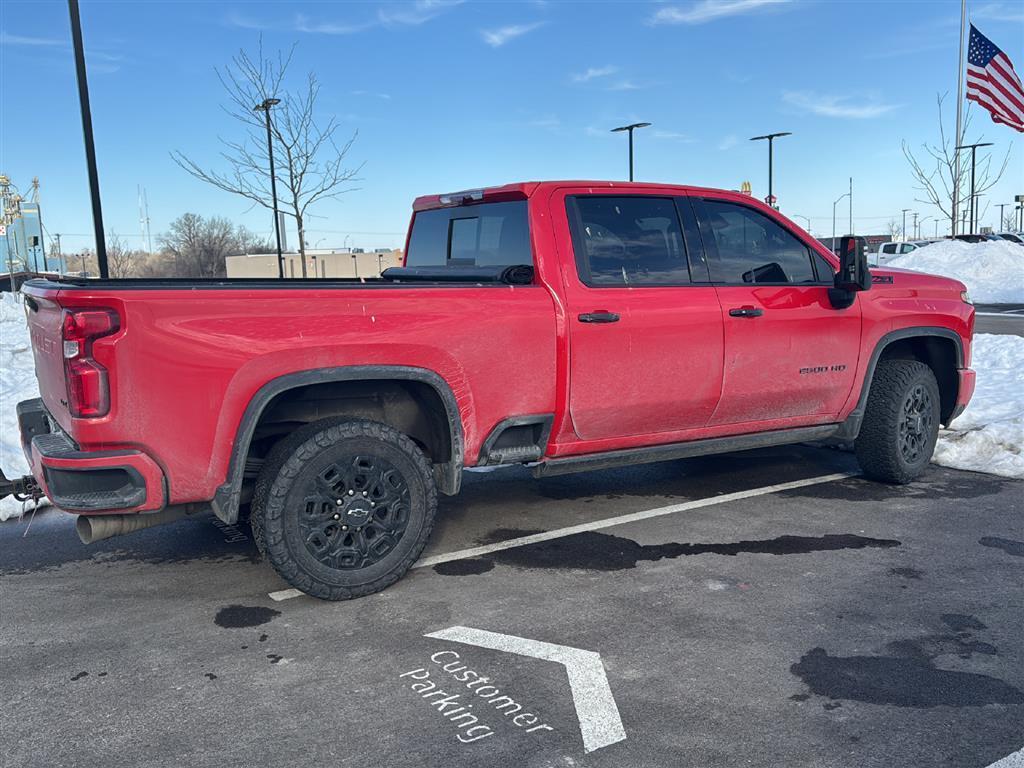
[532,424,841,478]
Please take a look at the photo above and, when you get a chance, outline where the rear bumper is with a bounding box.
[948,367,977,423]
[18,398,165,514]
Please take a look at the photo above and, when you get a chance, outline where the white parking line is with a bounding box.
[267,471,855,601]
[986,748,1024,768]
[413,471,855,569]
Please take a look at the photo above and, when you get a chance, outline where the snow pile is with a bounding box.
[933,333,1024,479]
[0,292,41,520]
[887,239,1024,304]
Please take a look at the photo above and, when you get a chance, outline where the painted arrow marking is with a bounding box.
[425,625,626,754]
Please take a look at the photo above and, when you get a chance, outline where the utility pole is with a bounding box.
[955,141,993,234]
[749,132,792,208]
[68,0,108,278]
[54,233,63,274]
[997,203,1007,230]
[912,212,919,239]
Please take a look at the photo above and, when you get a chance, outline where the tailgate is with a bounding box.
[22,285,70,430]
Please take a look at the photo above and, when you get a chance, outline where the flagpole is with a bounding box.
[953,0,966,236]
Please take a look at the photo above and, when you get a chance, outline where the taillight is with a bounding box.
[62,308,120,417]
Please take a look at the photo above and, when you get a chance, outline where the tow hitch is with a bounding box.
[0,468,41,502]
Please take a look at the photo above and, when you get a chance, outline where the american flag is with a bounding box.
[966,25,1024,133]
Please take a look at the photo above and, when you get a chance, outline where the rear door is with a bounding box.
[552,189,724,441]
[691,195,861,427]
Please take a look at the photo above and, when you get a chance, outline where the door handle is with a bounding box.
[728,306,763,318]
[578,311,620,324]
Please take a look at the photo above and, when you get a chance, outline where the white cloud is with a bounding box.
[782,90,899,119]
[606,80,648,91]
[654,130,696,142]
[294,14,374,35]
[378,0,465,27]
[718,135,738,150]
[0,31,64,46]
[481,22,545,48]
[650,0,791,26]
[972,2,1024,23]
[571,65,618,83]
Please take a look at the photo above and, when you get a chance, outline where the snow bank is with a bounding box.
[887,239,1024,304]
[933,333,1024,479]
[1,292,41,520]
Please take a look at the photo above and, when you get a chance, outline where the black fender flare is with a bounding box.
[834,326,964,441]
[211,365,464,524]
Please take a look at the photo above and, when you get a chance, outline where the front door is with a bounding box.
[691,195,861,427]
[552,189,724,441]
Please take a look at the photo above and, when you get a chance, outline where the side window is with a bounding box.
[406,201,531,268]
[900,243,915,254]
[700,199,817,284]
[566,196,690,286]
[882,243,896,255]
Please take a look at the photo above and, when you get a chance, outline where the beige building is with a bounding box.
[226,248,403,279]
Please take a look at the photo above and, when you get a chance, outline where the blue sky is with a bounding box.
[1,0,1022,253]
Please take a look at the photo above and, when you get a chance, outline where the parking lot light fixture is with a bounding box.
[955,142,993,234]
[832,192,850,251]
[254,97,284,278]
[749,132,791,208]
[611,122,651,182]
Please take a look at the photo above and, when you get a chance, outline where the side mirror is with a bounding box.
[829,235,870,309]
[835,236,871,291]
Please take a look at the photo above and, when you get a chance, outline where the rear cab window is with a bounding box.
[566,196,694,286]
[406,201,531,268]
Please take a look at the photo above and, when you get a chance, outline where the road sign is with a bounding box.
[426,626,626,753]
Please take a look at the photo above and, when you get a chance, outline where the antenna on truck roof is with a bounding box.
[68,0,109,278]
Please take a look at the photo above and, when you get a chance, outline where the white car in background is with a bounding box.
[875,240,932,265]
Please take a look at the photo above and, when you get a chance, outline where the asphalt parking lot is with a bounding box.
[2,445,1022,768]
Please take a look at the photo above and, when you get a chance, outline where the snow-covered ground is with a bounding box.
[887,239,1024,304]
[933,333,1024,479]
[1,292,41,520]
[0,293,1020,521]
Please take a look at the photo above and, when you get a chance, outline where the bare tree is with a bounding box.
[903,93,1011,235]
[886,219,902,241]
[106,232,137,278]
[1003,210,1020,231]
[159,213,271,277]
[172,39,360,275]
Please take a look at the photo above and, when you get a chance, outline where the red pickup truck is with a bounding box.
[3,181,975,599]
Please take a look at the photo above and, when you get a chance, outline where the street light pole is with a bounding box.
[997,203,1007,230]
[749,132,791,208]
[793,215,811,234]
[955,142,993,234]
[832,191,850,252]
[901,208,911,241]
[912,212,919,239]
[611,122,651,182]
[254,97,284,278]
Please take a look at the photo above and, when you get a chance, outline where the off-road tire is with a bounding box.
[855,359,940,484]
[253,419,437,600]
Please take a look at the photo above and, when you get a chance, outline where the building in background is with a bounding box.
[225,247,403,278]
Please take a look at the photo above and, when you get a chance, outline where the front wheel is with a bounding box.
[854,359,940,484]
[254,420,437,600]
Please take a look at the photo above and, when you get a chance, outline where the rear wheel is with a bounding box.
[855,359,940,484]
[253,419,437,600]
